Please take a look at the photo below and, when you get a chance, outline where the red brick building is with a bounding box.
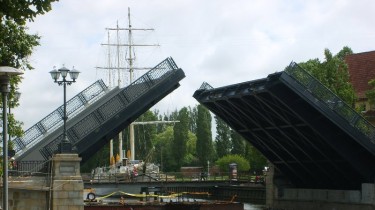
[345,50,375,123]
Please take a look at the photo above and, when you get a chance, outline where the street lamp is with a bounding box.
[0,66,23,210]
[49,66,80,153]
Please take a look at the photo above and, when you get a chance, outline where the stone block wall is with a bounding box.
[52,154,84,210]
[1,154,84,210]
[0,177,49,210]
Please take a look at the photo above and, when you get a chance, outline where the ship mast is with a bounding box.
[97,7,159,163]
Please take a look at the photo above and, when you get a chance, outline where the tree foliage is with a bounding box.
[82,105,268,174]
[366,80,375,107]
[171,107,189,170]
[134,110,157,160]
[215,116,232,158]
[231,130,246,156]
[0,0,58,24]
[154,126,175,172]
[216,154,250,172]
[188,106,198,134]
[196,105,214,167]
[298,46,356,105]
[0,1,57,140]
[245,143,267,173]
[184,131,199,166]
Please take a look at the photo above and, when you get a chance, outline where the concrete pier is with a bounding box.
[266,163,375,210]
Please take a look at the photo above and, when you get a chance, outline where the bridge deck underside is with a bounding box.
[194,72,375,190]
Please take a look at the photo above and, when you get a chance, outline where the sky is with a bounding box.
[13,0,375,130]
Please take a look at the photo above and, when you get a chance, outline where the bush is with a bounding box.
[215,154,250,172]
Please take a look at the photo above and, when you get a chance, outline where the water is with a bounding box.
[244,202,265,210]
[101,197,265,209]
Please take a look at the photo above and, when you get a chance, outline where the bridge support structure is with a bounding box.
[51,154,84,210]
[265,163,375,210]
[1,154,84,209]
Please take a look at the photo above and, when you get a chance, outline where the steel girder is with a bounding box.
[193,63,375,190]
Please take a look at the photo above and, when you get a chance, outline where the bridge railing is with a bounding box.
[12,80,108,156]
[81,171,262,184]
[198,82,214,90]
[40,57,181,159]
[8,160,52,184]
[284,62,375,144]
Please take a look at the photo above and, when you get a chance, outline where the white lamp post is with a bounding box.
[49,66,80,153]
[0,66,23,210]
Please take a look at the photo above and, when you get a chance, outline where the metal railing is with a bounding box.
[284,62,375,143]
[8,160,51,178]
[81,171,263,184]
[198,82,214,90]
[12,80,108,156]
[40,57,181,159]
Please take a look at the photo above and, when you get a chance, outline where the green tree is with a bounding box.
[244,143,267,173]
[80,144,110,173]
[231,130,246,156]
[188,106,198,134]
[1,20,39,140]
[1,0,58,141]
[215,115,232,158]
[216,154,250,172]
[153,126,174,172]
[196,104,214,167]
[366,80,375,108]
[298,46,356,105]
[1,0,58,24]
[134,110,157,160]
[184,131,199,166]
[171,107,189,171]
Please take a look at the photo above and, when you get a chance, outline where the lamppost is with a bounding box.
[0,66,23,210]
[49,66,80,153]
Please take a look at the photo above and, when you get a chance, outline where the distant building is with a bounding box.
[345,50,375,123]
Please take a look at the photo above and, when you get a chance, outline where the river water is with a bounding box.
[102,198,265,209]
[244,202,265,210]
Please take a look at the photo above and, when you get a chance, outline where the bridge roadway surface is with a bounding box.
[194,62,375,191]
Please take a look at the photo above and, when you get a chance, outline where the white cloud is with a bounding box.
[13,0,375,129]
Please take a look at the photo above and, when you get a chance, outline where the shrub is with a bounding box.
[215,154,250,172]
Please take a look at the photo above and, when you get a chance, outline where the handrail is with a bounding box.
[12,80,108,155]
[40,57,181,159]
[284,62,375,143]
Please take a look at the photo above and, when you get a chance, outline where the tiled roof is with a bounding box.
[345,50,375,99]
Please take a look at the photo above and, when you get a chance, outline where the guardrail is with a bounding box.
[12,80,108,156]
[40,57,182,159]
[81,171,264,184]
[284,62,375,143]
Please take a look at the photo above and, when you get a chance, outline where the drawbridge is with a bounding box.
[13,57,185,163]
[193,62,375,190]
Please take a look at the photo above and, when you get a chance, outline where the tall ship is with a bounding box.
[90,7,162,183]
